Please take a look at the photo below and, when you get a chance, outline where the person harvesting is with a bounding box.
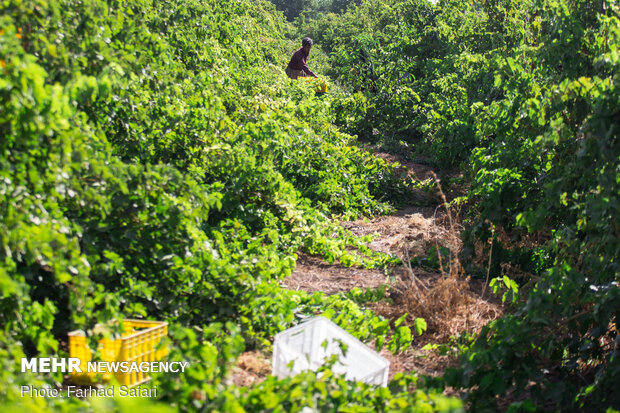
[285,37,318,79]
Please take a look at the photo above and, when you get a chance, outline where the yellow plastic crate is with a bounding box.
[300,76,328,93]
[68,319,168,387]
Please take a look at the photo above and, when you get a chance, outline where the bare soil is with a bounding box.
[280,252,389,295]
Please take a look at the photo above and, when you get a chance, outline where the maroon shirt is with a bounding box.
[287,47,316,77]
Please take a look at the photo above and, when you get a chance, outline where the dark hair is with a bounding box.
[302,37,313,47]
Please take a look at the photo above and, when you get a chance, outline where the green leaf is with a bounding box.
[413,318,427,336]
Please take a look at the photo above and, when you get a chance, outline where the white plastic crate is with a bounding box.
[272,316,389,386]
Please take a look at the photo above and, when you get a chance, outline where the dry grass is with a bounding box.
[377,173,505,341]
[231,350,271,387]
[379,276,504,341]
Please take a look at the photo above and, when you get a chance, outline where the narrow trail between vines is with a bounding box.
[233,150,505,386]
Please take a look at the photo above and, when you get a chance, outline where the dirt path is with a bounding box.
[281,205,446,295]
[233,153,504,386]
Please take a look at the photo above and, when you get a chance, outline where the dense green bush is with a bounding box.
[0,0,452,411]
[304,0,619,410]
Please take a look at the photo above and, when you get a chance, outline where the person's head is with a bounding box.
[302,37,313,53]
